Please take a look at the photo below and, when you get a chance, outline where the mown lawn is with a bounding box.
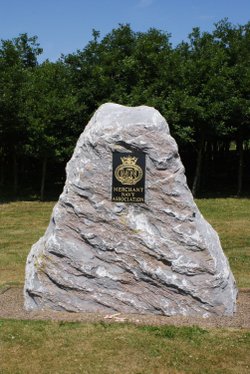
[197,198,250,288]
[0,199,250,374]
[0,201,53,289]
[0,320,250,374]
[0,198,249,289]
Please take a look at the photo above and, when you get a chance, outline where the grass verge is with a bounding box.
[197,198,250,288]
[0,201,53,288]
[0,199,250,373]
[0,320,249,374]
[0,198,249,288]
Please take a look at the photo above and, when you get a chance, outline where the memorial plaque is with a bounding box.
[112,152,145,203]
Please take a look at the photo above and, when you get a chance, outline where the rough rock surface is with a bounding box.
[24,103,237,317]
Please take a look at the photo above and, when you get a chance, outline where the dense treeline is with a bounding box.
[0,20,250,200]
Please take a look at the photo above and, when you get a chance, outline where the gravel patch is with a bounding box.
[0,287,250,328]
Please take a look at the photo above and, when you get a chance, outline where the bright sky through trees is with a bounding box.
[0,0,249,61]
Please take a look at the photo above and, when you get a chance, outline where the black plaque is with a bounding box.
[112,152,146,203]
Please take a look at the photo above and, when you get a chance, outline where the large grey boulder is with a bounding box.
[24,103,237,316]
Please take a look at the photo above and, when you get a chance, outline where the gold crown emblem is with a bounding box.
[121,156,138,165]
[114,154,143,186]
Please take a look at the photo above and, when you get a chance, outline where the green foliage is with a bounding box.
[0,22,250,198]
[23,61,78,161]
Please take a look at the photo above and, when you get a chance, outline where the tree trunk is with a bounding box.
[40,156,47,201]
[192,135,205,198]
[0,154,4,187]
[13,150,18,196]
[236,134,244,197]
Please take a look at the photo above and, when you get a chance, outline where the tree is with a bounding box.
[23,61,78,200]
[213,19,250,196]
[0,34,42,194]
[172,27,235,196]
[64,25,176,111]
[1,24,249,199]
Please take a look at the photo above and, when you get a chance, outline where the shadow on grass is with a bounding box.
[1,180,250,204]
[0,189,61,204]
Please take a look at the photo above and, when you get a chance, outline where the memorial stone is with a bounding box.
[24,103,237,316]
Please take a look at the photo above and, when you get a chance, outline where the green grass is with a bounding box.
[0,198,249,288]
[0,199,250,373]
[0,320,249,374]
[197,198,250,288]
[0,201,53,288]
